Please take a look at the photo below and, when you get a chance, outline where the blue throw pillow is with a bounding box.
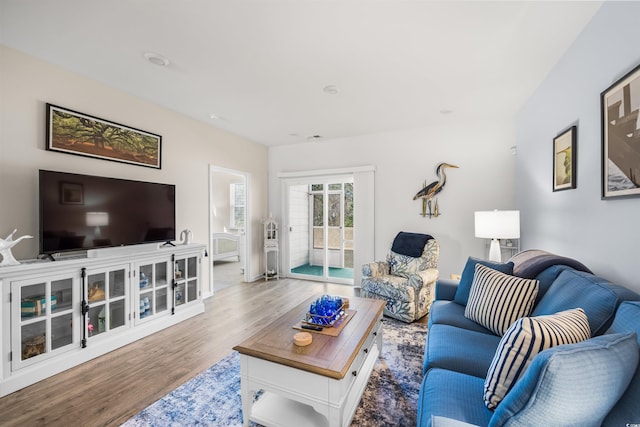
[491,332,639,427]
[453,257,514,305]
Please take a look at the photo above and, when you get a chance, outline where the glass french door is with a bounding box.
[287,178,354,284]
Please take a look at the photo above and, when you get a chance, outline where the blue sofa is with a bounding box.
[417,250,640,427]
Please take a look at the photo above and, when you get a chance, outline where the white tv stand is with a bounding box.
[0,243,206,397]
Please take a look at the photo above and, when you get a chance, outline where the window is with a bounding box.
[230,183,245,229]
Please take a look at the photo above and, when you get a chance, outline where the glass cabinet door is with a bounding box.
[85,265,128,341]
[174,255,200,308]
[135,259,170,323]
[12,272,78,370]
[186,256,198,303]
[174,258,186,308]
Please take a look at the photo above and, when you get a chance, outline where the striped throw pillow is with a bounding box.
[464,264,539,336]
[484,308,591,410]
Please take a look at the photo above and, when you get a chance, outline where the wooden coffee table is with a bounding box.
[233,295,385,427]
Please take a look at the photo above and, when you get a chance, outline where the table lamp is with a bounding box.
[474,210,520,262]
[86,212,109,236]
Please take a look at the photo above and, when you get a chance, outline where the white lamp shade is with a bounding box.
[474,210,520,239]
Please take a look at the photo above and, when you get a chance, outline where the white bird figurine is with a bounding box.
[0,229,33,266]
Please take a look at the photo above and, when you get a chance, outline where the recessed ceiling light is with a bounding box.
[209,113,219,120]
[323,85,339,95]
[440,109,453,115]
[143,52,170,67]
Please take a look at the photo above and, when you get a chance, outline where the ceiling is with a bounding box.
[0,1,603,147]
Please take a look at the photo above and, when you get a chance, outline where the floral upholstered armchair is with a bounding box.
[360,232,439,323]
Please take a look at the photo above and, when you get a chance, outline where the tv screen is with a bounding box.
[39,170,176,254]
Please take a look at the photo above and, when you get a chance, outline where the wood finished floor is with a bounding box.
[0,278,428,426]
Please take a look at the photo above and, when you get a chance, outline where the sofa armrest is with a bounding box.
[432,416,481,427]
[435,278,459,301]
[362,261,389,277]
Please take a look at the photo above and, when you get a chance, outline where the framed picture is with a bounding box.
[60,182,84,205]
[553,126,577,192]
[46,103,162,169]
[601,62,640,199]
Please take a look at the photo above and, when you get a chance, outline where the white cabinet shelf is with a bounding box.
[0,243,205,397]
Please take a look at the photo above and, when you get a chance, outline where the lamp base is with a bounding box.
[489,239,501,262]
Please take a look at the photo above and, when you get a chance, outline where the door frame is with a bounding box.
[208,165,251,295]
[279,165,375,286]
[308,181,349,275]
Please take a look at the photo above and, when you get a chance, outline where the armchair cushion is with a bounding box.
[389,239,439,278]
[361,270,438,323]
[363,268,438,303]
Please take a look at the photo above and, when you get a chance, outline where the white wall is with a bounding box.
[288,184,310,268]
[0,46,268,289]
[269,120,517,280]
[516,1,640,292]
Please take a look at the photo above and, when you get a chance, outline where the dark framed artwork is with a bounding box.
[60,182,84,205]
[601,62,640,199]
[553,126,577,192]
[46,103,162,169]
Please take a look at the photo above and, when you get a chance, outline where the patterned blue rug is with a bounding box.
[122,318,427,426]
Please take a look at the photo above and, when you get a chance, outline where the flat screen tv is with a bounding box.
[39,170,176,254]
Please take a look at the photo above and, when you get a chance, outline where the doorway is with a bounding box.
[286,177,354,284]
[208,166,251,294]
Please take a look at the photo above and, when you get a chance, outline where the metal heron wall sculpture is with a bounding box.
[413,162,459,218]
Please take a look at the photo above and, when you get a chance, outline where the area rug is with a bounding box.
[122,318,428,426]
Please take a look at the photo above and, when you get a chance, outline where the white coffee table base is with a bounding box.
[239,325,382,427]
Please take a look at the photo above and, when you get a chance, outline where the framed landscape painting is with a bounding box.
[46,103,162,169]
[553,126,577,192]
[601,63,640,199]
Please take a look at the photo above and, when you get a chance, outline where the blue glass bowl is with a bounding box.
[305,295,345,327]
